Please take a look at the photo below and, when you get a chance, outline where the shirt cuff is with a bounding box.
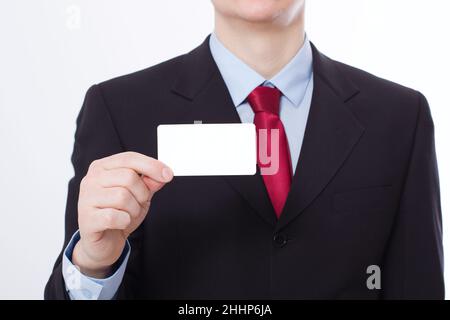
[62,230,131,300]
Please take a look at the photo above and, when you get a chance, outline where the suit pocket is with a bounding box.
[333,185,394,215]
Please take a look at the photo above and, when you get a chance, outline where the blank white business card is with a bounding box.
[157,123,257,176]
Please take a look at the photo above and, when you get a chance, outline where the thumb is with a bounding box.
[142,174,172,193]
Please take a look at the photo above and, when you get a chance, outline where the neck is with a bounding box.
[214,10,305,79]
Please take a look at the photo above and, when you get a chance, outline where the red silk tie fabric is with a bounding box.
[247,86,292,218]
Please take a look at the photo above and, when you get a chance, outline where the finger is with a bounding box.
[97,168,150,205]
[91,187,142,218]
[88,208,131,233]
[99,152,174,183]
[142,176,166,194]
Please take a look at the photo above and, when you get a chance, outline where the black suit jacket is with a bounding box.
[45,36,444,299]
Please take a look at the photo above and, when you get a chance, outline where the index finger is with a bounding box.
[100,152,173,183]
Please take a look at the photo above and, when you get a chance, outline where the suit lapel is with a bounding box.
[275,44,365,232]
[171,36,277,227]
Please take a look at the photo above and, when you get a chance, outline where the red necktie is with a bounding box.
[248,86,292,218]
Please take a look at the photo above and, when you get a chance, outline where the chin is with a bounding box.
[237,0,284,22]
[213,0,304,24]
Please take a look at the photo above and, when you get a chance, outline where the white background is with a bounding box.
[0,0,449,299]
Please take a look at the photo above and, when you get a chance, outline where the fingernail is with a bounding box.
[162,167,173,182]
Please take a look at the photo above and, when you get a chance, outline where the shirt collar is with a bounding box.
[209,32,313,108]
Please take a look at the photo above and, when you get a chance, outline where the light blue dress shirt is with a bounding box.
[209,33,314,173]
[62,231,130,300]
[62,33,314,300]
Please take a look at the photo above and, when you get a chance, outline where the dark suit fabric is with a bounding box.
[45,36,444,299]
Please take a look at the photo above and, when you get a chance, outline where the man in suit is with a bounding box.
[45,0,444,299]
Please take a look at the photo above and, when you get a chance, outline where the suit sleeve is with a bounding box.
[381,92,445,299]
[44,84,128,299]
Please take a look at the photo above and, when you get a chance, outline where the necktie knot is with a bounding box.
[247,86,281,116]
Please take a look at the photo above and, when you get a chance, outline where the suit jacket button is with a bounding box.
[273,234,287,247]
